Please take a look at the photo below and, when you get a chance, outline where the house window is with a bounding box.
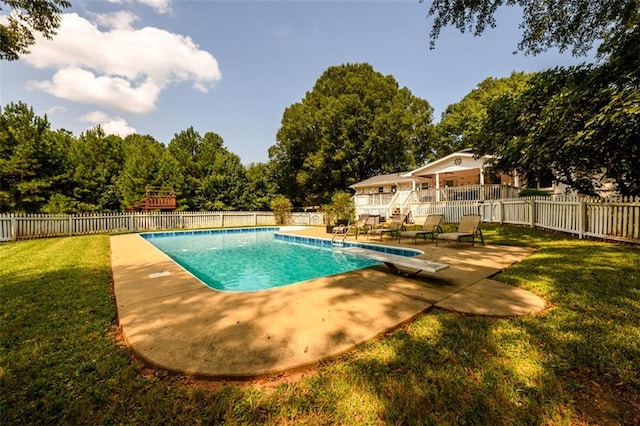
[378,187,384,193]
[391,185,397,193]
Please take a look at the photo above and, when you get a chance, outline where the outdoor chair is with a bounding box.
[352,214,371,239]
[368,215,405,240]
[436,214,484,247]
[397,214,444,244]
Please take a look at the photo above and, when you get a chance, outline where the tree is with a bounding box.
[168,127,248,210]
[117,134,184,209]
[1,0,71,61]
[270,195,292,225]
[434,72,531,155]
[475,55,640,196]
[0,102,69,212]
[67,126,124,212]
[423,0,639,56]
[270,63,435,206]
[244,162,279,211]
[324,191,355,225]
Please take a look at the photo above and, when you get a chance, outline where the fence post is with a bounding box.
[528,200,535,229]
[10,215,17,241]
[128,213,134,232]
[499,200,504,224]
[68,215,73,236]
[579,201,586,239]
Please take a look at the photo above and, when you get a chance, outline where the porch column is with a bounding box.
[479,167,485,185]
[435,173,440,202]
[513,170,520,187]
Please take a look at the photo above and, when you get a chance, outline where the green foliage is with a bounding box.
[424,0,640,57]
[0,101,69,212]
[434,72,532,154]
[270,63,436,206]
[269,195,292,224]
[67,126,125,212]
[324,190,355,225]
[475,39,640,196]
[168,127,248,211]
[518,188,550,197]
[117,134,185,209]
[244,162,279,210]
[0,0,71,60]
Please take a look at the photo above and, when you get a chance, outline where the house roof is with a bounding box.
[349,172,416,189]
[403,149,492,178]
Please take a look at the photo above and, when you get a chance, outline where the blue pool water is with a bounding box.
[141,228,416,292]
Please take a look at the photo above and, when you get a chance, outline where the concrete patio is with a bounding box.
[110,226,545,378]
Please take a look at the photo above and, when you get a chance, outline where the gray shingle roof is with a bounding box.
[349,172,414,188]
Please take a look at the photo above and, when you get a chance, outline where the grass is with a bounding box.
[1,226,639,424]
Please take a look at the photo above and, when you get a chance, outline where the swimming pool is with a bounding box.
[142,227,421,292]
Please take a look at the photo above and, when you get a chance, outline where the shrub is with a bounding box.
[270,195,292,225]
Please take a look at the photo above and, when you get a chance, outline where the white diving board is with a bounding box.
[340,247,449,277]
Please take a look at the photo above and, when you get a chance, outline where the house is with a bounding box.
[351,150,519,219]
[351,149,565,220]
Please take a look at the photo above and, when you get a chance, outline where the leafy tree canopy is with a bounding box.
[434,71,532,155]
[168,127,248,210]
[423,0,639,56]
[1,0,71,61]
[66,126,124,212]
[475,36,640,196]
[270,63,436,206]
[117,134,185,209]
[0,101,69,212]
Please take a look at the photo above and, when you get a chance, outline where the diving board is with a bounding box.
[340,247,449,277]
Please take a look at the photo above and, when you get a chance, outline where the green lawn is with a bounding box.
[1,226,639,424]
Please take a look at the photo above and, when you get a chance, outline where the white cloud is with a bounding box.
[28,67,162,114]
[80,110,137,137]
[93,10,138,30]
[107,0,172,14]
[46,106,67,115]
[24,12,221,113]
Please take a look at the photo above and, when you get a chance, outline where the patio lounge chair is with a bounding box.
[397,214,444,244]
[436,214,484,247]
[368,215,405,240]
[352,214,371,239]
[340,247,449,277]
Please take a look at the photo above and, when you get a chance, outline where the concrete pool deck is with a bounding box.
[110,226,545,378]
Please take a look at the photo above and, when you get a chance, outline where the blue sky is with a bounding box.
[1,0,594,165]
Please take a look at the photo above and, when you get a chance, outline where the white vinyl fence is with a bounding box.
[0,211,325,242]
[480,196,640,243]
[2,197,638,244]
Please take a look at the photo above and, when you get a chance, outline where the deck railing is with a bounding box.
[413,184,520,202]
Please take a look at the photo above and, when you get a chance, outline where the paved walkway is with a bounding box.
[110,226,545,378]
